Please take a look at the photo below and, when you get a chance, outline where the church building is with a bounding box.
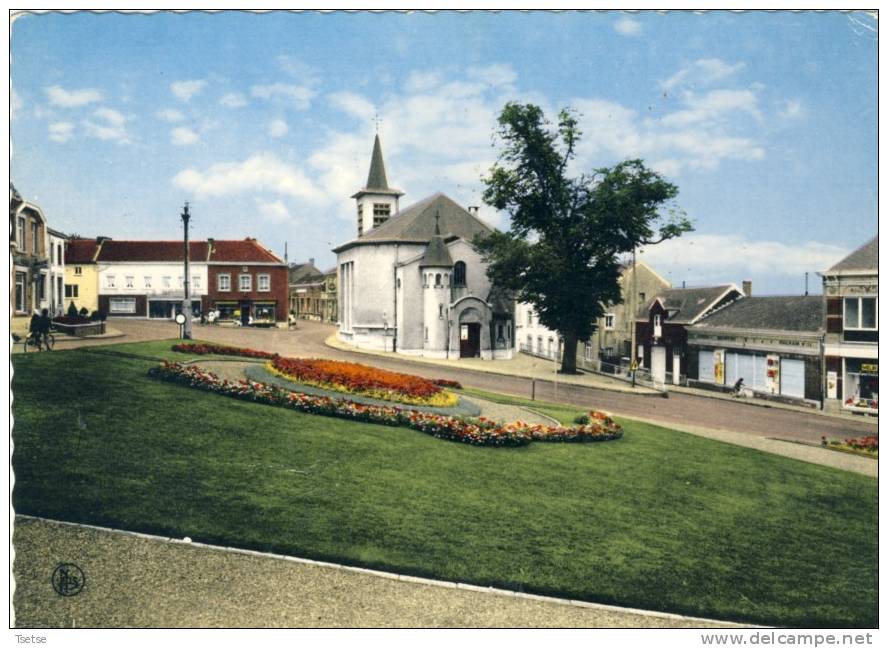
[333,135,515,359]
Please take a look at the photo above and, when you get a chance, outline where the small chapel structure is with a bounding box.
[333,135,515,359]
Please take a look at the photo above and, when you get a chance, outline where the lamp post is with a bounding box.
[630,246,637,388]
[181,202,193,340]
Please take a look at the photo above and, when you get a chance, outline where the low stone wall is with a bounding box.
[53,321,106,337]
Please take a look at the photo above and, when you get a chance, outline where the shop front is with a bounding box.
[148,298,202,319]
[843,358,878,412]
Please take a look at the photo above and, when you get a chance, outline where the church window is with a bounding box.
[435,273,442,287]
[453,261,466,287]
[438,304,444,319]
[497,324,504,341]
[422,274,428,288]
[397,278,401,289]
[373,203,390,217]
[424,326,429,342]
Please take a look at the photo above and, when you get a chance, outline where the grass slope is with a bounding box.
[11,341,877,627]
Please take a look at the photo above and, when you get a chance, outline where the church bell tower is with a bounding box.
[351,134,404,237]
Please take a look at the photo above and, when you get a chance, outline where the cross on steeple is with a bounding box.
[373,112,381,134]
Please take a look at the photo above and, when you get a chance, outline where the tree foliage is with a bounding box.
[475,102,692,373]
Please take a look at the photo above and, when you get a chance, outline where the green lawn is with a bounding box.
[11,341,877,627]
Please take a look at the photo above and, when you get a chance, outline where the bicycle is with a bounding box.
[22,330,55,353]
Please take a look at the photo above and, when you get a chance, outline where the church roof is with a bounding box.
[419,234,454,268]
[334,193,494,252]
[350,134,403,198]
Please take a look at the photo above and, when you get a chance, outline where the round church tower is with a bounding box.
[419,216,453,358]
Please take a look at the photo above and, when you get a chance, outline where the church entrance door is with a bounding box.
[459,323,481,358]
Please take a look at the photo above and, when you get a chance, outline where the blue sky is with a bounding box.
[10,10,877,294]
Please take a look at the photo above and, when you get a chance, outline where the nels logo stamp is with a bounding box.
[51,563,85,597]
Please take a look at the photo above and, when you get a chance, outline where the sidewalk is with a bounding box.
[325,335,661,396]
[12,516,742,628]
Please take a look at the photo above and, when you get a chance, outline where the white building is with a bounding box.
[334,135,515,359]
[47,228,67,315]
[95,240,208,318]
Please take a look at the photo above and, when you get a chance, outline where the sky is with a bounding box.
[9,10,878,295]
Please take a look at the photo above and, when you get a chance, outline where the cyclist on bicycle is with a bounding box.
[36,308,53,350]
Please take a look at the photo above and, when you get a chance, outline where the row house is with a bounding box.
[70,236,288,325]
[514,260,671,366]
[685,295,824,405]
[47,228,68,315]
[289,260,339,323]
[635,284,744,381]
[10,183,54,320]
[820,238,878,415]
[205,238,289,325]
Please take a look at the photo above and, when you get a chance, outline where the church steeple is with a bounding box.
[351,133,404,237]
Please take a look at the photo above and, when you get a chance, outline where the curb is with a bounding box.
[15,514,755,628]
[324,335,663,398]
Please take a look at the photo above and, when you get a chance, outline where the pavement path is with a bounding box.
[12,516,739,628]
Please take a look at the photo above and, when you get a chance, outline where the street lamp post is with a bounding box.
[181,202,193,340]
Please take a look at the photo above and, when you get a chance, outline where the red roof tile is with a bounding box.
[209,238,284,263]
[65,239,100,264]
[96,240,211,262]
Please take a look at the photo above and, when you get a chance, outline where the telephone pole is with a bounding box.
[181,202,193,339]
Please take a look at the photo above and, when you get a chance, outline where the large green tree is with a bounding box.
[476,102,692,374]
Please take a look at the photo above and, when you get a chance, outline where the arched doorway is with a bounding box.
[458,307,483,358]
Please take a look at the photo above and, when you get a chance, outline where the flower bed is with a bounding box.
[172,342,278,360]
[268,356,459,407]
[822,434,878,459]
[147,362,623,448]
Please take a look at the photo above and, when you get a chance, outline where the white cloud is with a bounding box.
[82,107,130,143]
[466,63,517,88]
[11,87,22,119]
[659,89,762,127]
[614,16,642,37]
[156,108,185,122]
[44,85,103,108]
[250,83,316,110]
[173,153,325,203]
[268,119,289,138]
[778,99,805,119]
[256,199,292,223]
[662,59,746,92]
[639,234,849,279]
[170,79,207,102]
[171,126,200,146]
[328,91,375,120]
[276,55,320,85]
[220,92,247,108]
[48,121,74,143]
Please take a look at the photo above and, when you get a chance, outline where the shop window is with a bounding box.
[845,359,878,407]
[109,297,137,314]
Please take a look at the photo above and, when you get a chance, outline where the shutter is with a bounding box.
[737,354,756,387]
[698,350,715,382]
[780,359,805,399]
[725,352,738,386]
[753,354,769,392]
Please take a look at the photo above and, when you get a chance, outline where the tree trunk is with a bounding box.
[560,330,579,374]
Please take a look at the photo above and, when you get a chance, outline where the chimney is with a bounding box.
[742,280,752,297]
[468,206,479,216]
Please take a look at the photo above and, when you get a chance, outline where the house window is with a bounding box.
[125,275,134,288]
[15,272,26,312]
[844,297,877,330]
[144,276,152,289]
[106,275,116,289]
[16,216,24,250]
[109,297,137,314]
[604,313,615,330]
[31,221,40,254]
[239,274,252,292]
[218,274,231,291]
[37,275,46,300]
[258,274,270,292]
[453,261,467,287]
[58,244,63,265]
[65,285,79,299]
[193,276,201,290]
[639,292,646,304]
[526,335,532,350]
[526,310,532,326]
[178,276,184,288]
[74,266,82,276]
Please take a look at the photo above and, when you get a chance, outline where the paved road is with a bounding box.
[30,317,877,446]
[12,516,735,628]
